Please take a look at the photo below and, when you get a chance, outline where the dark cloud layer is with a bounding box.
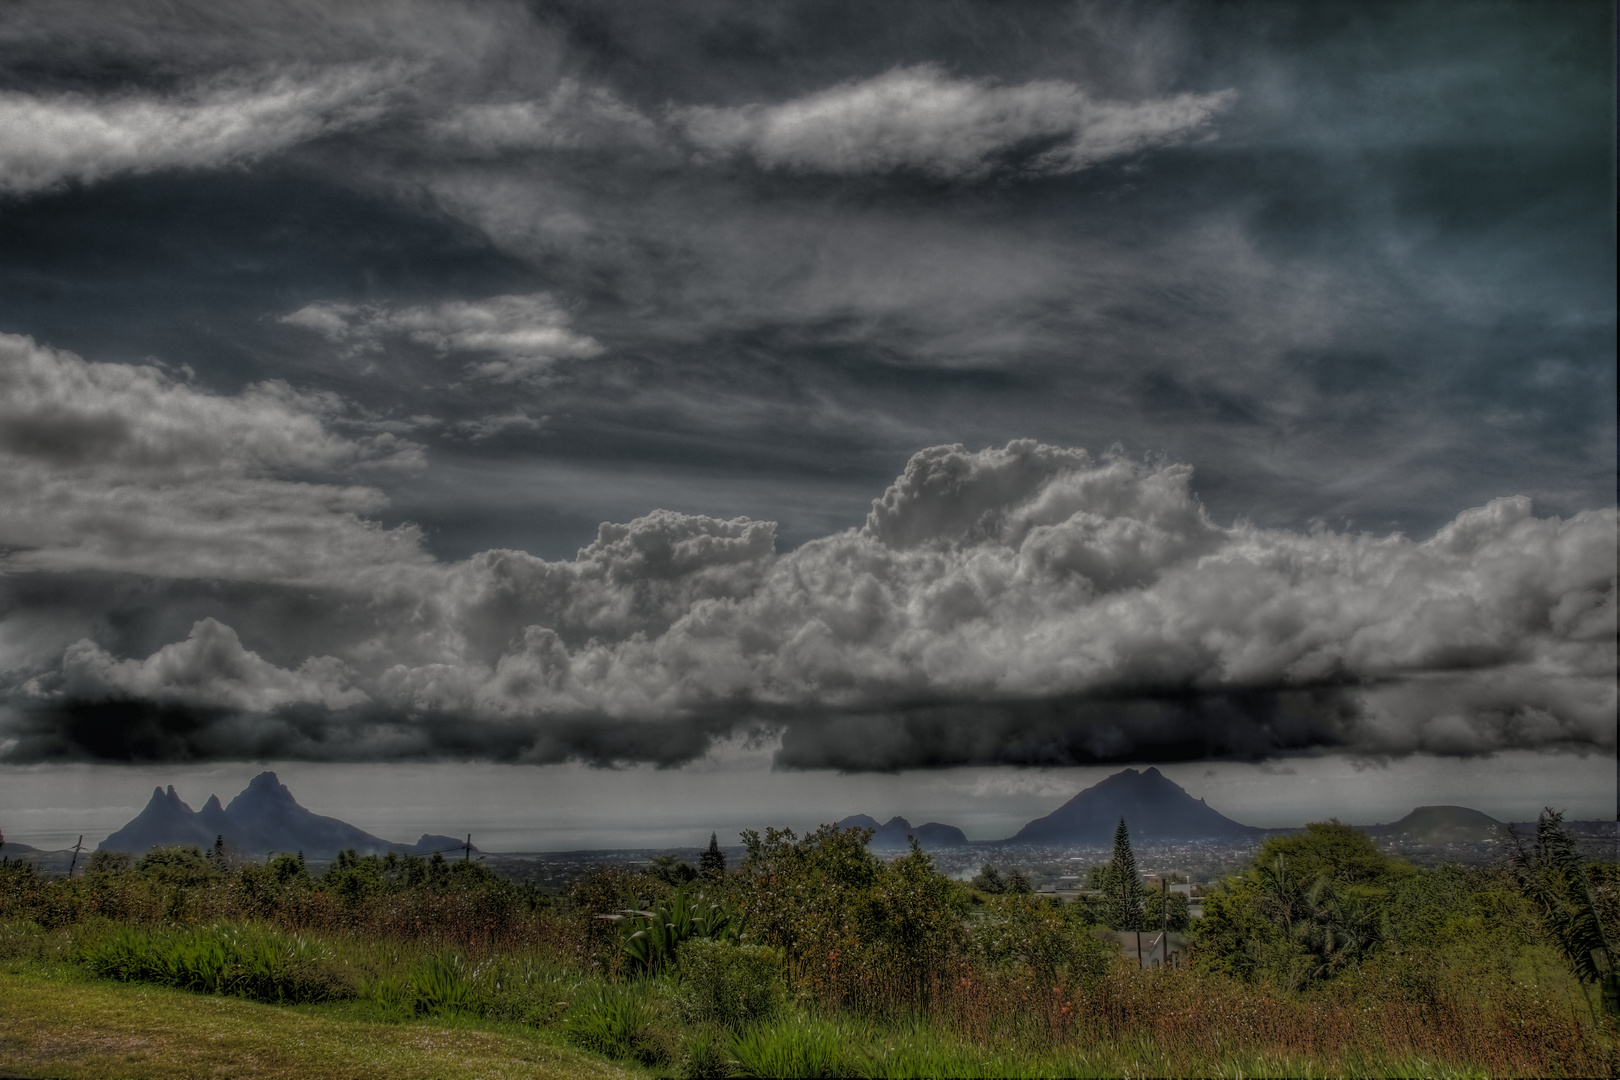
[0,2,1613,772]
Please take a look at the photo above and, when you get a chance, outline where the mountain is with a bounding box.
[101,786,217,853]
[1010,767,1260,845]
[98,772,468,858]
[220,772,394,855]
[834,814,969,849]
[1363,805,1509,843]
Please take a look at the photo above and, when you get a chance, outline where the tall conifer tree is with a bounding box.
[700,831,727,878]
[1105,816,1145,931]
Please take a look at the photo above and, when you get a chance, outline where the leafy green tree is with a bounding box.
[134,845,220,887]
[1102,818,1145,931]
[1006,870,1033,896]
[970,864,1006,894]
[700,832,727,878]
[649,854,697,886]
[84,850,132,876]
[1254,821,1408,888]
[1193,822,1408,987]
[1162,891,1191,932]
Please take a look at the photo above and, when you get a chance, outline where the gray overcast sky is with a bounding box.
[0,1,1613,845]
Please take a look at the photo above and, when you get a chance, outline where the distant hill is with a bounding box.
[834,814,968,849]
[1362,805,1509,843]
[1010,767,1260,845]
[99,772,477,859]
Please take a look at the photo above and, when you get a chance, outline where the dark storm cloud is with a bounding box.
[0,3,1613,770]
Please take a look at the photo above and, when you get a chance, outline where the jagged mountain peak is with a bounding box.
[103,772,399,857]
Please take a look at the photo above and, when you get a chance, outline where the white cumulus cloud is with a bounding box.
[674,64,1235,179]
[62,618,368,712]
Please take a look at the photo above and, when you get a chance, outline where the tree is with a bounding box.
[970,864,1007,894]
[699,832,726,878]
[1511,807,1619,1018]
[1103,817,1146,931]
[1253,821,1407,888]
[649,853,697,885]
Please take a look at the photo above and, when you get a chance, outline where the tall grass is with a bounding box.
[79,921,350,1003]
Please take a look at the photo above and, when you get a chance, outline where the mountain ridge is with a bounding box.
[99,773,474,859]
[833,814,969,849]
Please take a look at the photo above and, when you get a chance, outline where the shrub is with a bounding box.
[135,846,222,888]
[409,951,474,1015]
[677,938,784,1028]
[567,982,667,1064]
[679,1025,730,1079]
[729,1015,847,1078]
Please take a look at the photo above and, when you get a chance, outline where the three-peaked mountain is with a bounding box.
[99,772,468,858]
[834,814,968,849]
[1010,767,1260,845]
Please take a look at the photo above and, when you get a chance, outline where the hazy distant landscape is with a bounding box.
[4,768,1618,1077]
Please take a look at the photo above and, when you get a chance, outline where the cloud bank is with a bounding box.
[2,340,1612,770]
[675,65,1235,179]
[0,333,427,584]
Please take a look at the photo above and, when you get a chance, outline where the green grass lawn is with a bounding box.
[0,967,642,1080]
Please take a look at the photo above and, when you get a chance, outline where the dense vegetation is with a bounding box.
[1,811,1615,1078]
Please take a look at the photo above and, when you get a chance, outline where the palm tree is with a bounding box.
[1512,808,1619,1017]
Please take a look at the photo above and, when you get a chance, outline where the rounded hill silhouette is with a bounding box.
[1011,767,1259,845]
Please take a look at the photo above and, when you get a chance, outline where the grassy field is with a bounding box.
[0,961,1510,1080]
[1,816,1615,1078]
[0,965,643,1080]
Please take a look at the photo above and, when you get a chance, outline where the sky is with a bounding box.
[0,0,1614,850]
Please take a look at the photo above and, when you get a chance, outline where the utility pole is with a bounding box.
[67,835,84,877]
[463,834,472,863]
[1162,877,1169,966]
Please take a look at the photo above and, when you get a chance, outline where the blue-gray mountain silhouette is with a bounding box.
[835,814,968,848]
[1362,805,1508,843]
[99,772,475,858]
[1010,767,1260,844]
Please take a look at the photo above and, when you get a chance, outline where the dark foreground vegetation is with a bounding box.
[2,811,1616,1078]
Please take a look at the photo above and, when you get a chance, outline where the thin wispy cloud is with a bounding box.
[0,64,404,195]
[430,80,664,155]
[282,293,602,381]
[674,64,1235,178]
